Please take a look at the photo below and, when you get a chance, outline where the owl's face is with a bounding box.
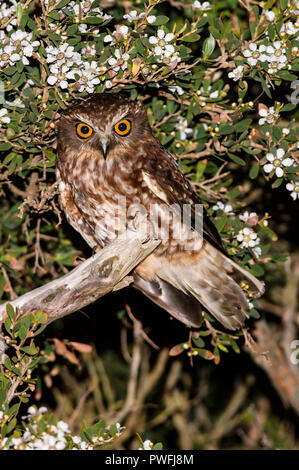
[57,93,151,163]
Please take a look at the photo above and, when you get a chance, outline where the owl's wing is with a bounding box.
[135,148,264,330]
[142,148,226,254]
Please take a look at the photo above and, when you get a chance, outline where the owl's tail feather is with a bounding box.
[133,273,202,328]
[135,242,264,331]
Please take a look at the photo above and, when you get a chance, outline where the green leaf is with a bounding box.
[152,442,163,450]
[281,103,296,112]
[215,214,228,233]
[220,124,234,135]
[227,152,246,166]
[17,325,28,341]
[208,26,222,39]
[192,336,205,348]
[272,177,283,188]
[202,34,215,58]
[181,33,201,43]
[3,66,16,76]
[47,10,59,20]
[6,303,15,322]
[272,126,282,141]
[278,71,298,81]
[4,317,12,334]
[0,142,12,151]
[249,162,260,179]
[247,264,264,277]
[21,345,40,355]
[234,119,252,133]
[280,0,288,10]
[6,417,17,434]
[67,24,78,35]
[85,16,103,24]
[268,23,275,41]
[56,0,71,7]
[152,15,169,25]
[250,308,260,319]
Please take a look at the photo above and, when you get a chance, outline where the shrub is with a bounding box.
[0,0,298,450]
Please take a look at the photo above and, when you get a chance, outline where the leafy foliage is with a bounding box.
[0,0,298,450]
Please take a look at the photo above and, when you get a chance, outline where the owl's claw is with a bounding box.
[92,245,101,256]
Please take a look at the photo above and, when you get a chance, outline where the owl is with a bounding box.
[56,93,264,330]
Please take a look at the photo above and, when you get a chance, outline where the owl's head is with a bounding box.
[57,93,151,161]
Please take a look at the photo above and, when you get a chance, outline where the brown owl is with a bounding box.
[56,93,264,330]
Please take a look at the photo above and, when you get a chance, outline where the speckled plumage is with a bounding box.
[56,93,264,330]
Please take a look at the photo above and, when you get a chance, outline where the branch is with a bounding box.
[0,219,160,355]
[245,320,299,416]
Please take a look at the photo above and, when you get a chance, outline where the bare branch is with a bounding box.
[0,221,160,353]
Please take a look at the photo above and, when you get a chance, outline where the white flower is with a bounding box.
[237,227,260,248]
[47,64,73,89]
[46,43,79,66]
[119,25,129,35]
[0,108,10,126]
[9,29,40,65]
[123,10,145,22]
[228,65,244,81]
[286,181,299,200]
[264,10,275,21]
[266,41,287,64]
[147,15,156,24]
[115,422,125,432]
[56,440,66,450]
[75,61,101,93]
[263,148,294,178]
[212,201,234,215]
[209,90,219,99]
[139,439,153,450]
[243,43,268,66]
[282,128,290,135]
[81,43,97,57]
[239,211,257,222]
[168,85,184,95]
[0,45,21,66]
[5,97,24,108]
[197,85,219,102]
[105,79,113,89]
[108,49,129,72]
[57,420,70,433]
[192,1,211,10]
[176,117,192,140]
[149,29,175,58]
[0,1,18,31]
[104,34,113,43]
[39,407,48,414]
[258,106,279,125]
[280,21,299,35]
[27,406,37,416]
[252,246,262,258]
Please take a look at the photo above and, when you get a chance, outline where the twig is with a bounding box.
[125,304,160,351]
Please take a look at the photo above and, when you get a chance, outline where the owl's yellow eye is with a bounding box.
[76,122,93,139]
[114,119,131,136]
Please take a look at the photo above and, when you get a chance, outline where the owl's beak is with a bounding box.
[101,139,108,159]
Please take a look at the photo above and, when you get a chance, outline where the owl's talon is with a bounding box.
[92,245,100,255]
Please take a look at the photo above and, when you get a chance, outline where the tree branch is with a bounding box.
[0,219,160,357]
